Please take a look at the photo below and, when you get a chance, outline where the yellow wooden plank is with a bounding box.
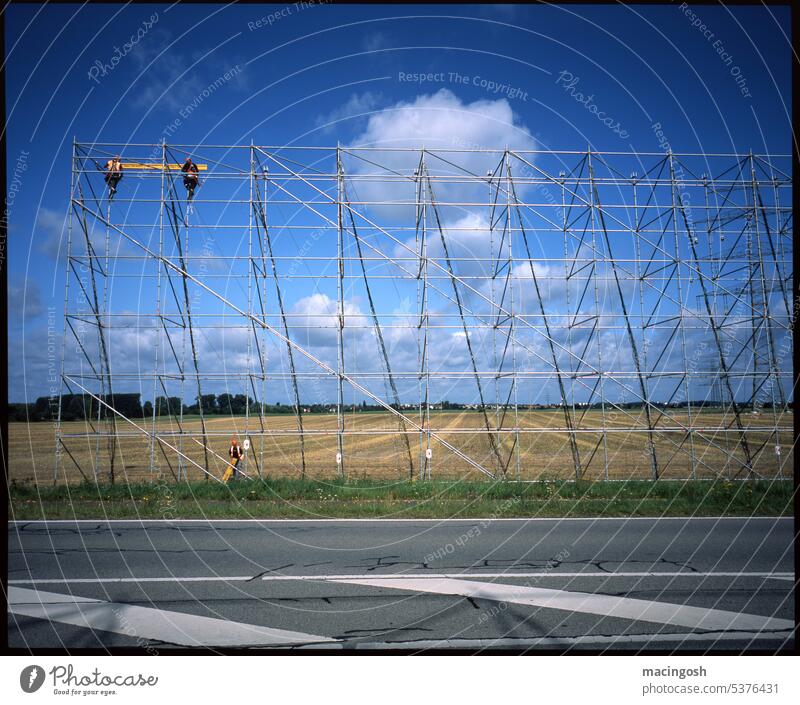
[119,162,208,171]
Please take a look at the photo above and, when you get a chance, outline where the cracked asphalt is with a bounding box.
[7,517,795,651]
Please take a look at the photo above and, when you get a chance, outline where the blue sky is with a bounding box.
[6,2,793,404]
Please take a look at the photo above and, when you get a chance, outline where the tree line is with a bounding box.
[9,393,262,422]
[8,394,789,422]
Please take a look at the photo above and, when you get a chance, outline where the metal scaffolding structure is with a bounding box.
[55,143,794,483]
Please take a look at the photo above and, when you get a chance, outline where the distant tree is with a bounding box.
[156,396,182,416]
[232,394,249,415]
[8,403,34,421]
[217,393,234,415]
[143,401,153,418]
[107,393,143,419]
[198,394,218,414]
[68,395,91,421]
[219,395,253,415]
[32,397,52,420]
[155,396,167,416]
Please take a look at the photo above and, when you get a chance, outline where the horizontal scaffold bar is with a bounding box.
[119,162,208,171]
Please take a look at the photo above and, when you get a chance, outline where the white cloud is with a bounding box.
[36,207,69,260]
[362,31,391,53]
[340,88,536,220]
[128,28,248,113]
[9,277,44,321]
[289,293,368,348]
[351,88,533,150]
[36,205,136,261]
[315,91,384,134]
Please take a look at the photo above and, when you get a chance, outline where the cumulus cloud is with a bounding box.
[9,277,44,322]
[315,92,384,134]
[36,205,136,261]
[128,27,248,113]
[35,207,69,260]
[350,88,534,152]
[288,293,368,348]
[340,88,537,219]
[362,31,391,53]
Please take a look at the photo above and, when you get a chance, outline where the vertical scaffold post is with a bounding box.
[245,142,254,477]
[417,150,432,479]
[505,151,521,480]
[149,141,165,479]
[674,156,755,478]
[55,140,78,485]
[749,152,784,464]
[336,146,345,478]
[668,153,696,479]
[558,166,583,480]
[591,150,658,480]
[587,150,606,481]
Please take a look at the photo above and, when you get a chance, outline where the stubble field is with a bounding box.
[9,408,792,485]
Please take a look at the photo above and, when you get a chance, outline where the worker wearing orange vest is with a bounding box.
[104,156,123,197]
[182,157,200,200]
[223,436,244,483]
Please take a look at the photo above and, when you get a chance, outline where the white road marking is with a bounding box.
[8,571,794,585]
[263,571,796,582]
[329,577,795,632]
[354,631,795,650]
[7,587,338,647]
[9,576,256,585]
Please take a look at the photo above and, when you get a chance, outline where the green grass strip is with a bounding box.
[8,478,794,519]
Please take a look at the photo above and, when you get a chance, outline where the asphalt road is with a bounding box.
[7,517,795,651]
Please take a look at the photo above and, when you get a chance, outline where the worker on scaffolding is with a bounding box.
[104,155,123,199]
[182,157,200,201]
[223,436,244,483]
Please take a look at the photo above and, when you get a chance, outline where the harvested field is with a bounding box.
[10,408,793,485]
